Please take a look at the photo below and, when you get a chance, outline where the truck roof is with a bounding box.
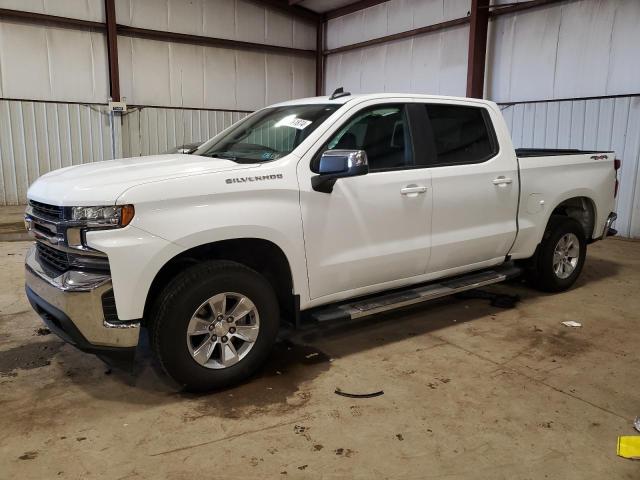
[270,92,498,109]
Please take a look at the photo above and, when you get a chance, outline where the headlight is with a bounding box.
[71,205,135,228]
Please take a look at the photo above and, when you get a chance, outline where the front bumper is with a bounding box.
[25,245,140,367]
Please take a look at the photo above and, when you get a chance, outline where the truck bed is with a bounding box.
[515,148,613,158]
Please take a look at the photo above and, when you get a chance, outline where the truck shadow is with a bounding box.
[59,255,620,416]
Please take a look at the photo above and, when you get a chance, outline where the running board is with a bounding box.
[309,264,523,323]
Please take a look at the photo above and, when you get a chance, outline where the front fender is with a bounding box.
[86,225,183,320]
[112,162,309,310]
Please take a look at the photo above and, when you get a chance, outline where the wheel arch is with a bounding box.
[143,238,297,327]
[548,195,597,240]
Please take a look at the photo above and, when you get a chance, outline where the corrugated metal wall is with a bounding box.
[0,0,316,205]
[0,100,121,205]
[325,24,469,96]
[325,0,640,101]
[325,0,470,96]
[117,36,316,111]
[0,0,105,21]
[0,22,110,103]
[115,0,316,50]
[121,107,249,157]
[486,0,640,102]
[325,0,470,50]
[323,0,640,237]
[0,100,248,205]
[114,0,316,110]
[502,96,640,238]
[0,0,317,109]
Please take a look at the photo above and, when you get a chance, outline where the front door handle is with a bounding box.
[400,185,428,196]
[493,176,513,186]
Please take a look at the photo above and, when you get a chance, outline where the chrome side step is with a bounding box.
[309,264,523,323]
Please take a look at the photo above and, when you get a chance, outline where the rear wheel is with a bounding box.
[526,215,587,292]
[150,260,279,391]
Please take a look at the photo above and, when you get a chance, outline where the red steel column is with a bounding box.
[104,0,120,101]
[315,20,325,96]
[466,0,490,98]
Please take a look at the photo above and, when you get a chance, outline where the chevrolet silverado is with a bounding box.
[24,91,618,390]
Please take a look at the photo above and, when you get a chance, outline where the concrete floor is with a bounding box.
[1,239,639,479]
[0,205,29,241]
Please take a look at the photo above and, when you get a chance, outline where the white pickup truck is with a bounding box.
[24,91,618,390]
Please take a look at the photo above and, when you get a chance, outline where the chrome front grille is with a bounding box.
[29,200,63,220]
[26,201,64,246]
[101,290,119,322]
[27,200,110,275]
[35,242,110,274]
[36,242,69,273]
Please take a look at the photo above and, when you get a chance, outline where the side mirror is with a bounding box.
[311,150,369,193]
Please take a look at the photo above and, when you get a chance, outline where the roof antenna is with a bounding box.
[329,87,351,100]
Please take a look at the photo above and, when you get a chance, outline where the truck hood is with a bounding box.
[27,154,254,205]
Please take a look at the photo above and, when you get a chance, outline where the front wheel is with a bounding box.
[526,215,587,292]
[150,260,279,391]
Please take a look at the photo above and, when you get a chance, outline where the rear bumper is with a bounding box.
[24,245,140,368]
[597,212,618,240]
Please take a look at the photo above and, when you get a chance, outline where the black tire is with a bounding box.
[149,260,279,391]
[526,215,587,292]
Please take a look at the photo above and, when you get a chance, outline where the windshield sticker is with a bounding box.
[261,152,277,160]
[275,115,312,130]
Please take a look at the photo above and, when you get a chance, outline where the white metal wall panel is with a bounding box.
[114,0,316,50]
[0,100,122,205]
[118,36,315,110]
[120,106,248,157]
[0,0,105,22]
[502,96,640,238]
[326,0,470,50]
[325,24,468,96]
[0,20,109,103]
[487,0,640,102]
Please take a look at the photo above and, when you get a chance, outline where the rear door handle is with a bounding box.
[400,185,428,196]
[493,176,513,186]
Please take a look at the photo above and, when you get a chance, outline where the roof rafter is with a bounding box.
[249,0,322,23]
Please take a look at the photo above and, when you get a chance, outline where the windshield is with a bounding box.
[196,104,339,163]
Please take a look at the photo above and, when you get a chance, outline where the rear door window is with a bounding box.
[424,104,497,165]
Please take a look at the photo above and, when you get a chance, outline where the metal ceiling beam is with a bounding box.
[489,0,566,16]
[325,0,388,20]
[324,0,571,55]
[325,0,568,21]
[466,0,490,98]
[0,8,104,30]
[0,8,314,57]
[117,25,315,57]
[104,0,120,102]
[249,0,322,23]
[324,16,469,55]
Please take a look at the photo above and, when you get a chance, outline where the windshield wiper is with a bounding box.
[210,153,237,161]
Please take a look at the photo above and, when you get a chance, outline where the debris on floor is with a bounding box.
[335,388,384,399]
[634,417,640,433]
[34,327,51,336]
[617,436,640,460]
[454,289,521,308]
[561,321,582,328]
